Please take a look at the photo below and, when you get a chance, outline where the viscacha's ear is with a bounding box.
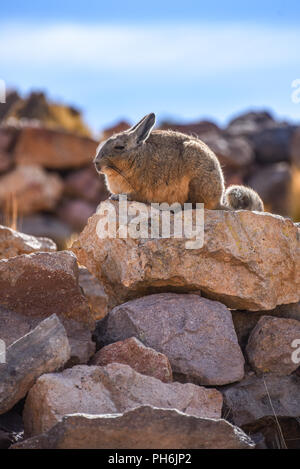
[129,113,156,143]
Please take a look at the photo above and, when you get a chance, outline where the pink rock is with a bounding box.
[57,199,96,231]
[91,337,173,382]
[64,166,109,203]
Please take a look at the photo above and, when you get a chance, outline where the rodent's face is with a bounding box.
[93,133,135,174]
[94,112,156,175]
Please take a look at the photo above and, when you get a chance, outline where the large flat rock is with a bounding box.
[72,200,300,311]
[13,406,254,449]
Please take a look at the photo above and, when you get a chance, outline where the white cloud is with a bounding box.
[0,21,299,76]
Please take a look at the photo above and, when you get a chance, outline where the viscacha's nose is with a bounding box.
[94,157,101,171]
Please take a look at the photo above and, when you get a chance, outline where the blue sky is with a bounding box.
[1,1,300,134]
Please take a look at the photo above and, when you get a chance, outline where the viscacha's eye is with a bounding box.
[114,145,125,150]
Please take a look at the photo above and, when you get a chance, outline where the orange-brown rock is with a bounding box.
[14,127,98,169]
[90,337,173,382]
[0,225,56,260]
[72,200,300,311]
[0,127,15,173]
[23,363,223,437]
[0,165,63,215]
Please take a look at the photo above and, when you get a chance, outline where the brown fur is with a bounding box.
[94,113,264,211]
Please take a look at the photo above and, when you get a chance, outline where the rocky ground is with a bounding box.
[0,201,299,449]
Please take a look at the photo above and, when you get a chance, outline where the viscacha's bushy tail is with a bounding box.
[223,185,264,211]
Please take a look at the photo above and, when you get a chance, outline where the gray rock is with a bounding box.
[13,406,255,449]
[222,373,300,427]
[246,163,291,216]
[0,307,94,367]
[94,293,245,386]
[0,314,70,415]
[226,111,276,137]
[20,214,73,249]
[250,126,295,164]
[200,132,254,169]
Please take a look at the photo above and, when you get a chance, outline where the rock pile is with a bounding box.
[0,196,299,449]
[72,201,300,311]
[0,102,300,448]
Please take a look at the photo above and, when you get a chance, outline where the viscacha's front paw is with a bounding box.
[109,194,120,201]
[109,193,131,201]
